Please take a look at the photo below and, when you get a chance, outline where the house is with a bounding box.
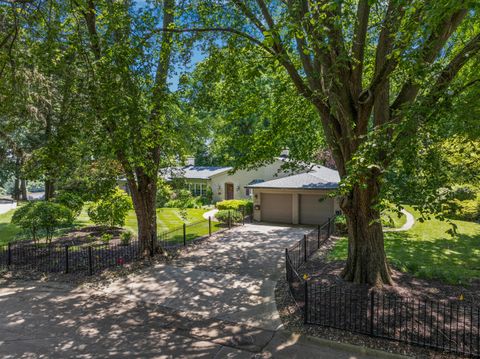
[168,156,293,203]
[246,166,341,225]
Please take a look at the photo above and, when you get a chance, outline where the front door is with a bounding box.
[225,183,234,200]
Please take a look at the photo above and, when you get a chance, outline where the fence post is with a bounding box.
[65,245,69,274]
[370,290,375,335]
[228,210,231,229]
[88,246,93,276]
[303,234,307,262]
[183,223,187,246]
[327,217,331,237]
[304,281,309,324]
[242,207,245,225]
[7,242,11,267]
[317,224,320,247]
[285,248,289,281]
[208,216,212,237]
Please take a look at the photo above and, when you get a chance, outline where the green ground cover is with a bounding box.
[330,206,480,285]
[0,210,21,246]
[2,207,221,246]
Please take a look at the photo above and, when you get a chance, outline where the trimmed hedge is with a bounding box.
[215,210,243,223]
[216,199,253,214]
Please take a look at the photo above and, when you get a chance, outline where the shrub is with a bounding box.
[334,214,348,234]
[11,201,74,243]
[100,233,113,244]
[442,185,480,222]
[216,199,253,214]
[156,179,174,208]
[165,189,202,209]
[215,210,243,224]
[445,199,480,222]
[54,191,84,217]
[87,188,133,227]
[449,185,477,201]
[120,231,132,246]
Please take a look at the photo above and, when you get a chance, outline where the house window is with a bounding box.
[246,188,251,197]
[188,182,206,197]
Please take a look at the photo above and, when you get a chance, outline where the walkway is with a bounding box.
[0,201,16,215]
[202,208,218,220]
[384,209,415,232]
[0,224,399,358]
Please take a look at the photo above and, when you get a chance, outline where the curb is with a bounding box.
[285,330,413,359]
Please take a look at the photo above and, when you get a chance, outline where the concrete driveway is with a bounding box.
[100,224,309,331]
[0,224,383,358]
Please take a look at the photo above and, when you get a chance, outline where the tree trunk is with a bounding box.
[20,179,27,201]
[340,178,393,286]
[44,179,55,200]
[128,172,159,255]
[12,177,20,201]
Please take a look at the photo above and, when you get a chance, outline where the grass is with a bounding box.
[77,207,217,233]
[330,206,480,285]
[381,209,407,229]
[0,209,21,246]
[3,207,221,246]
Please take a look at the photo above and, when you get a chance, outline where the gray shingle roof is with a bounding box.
[246,166,339,190]
[166,166,232,180]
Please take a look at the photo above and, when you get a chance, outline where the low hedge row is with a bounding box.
[216,199,253,214]
[215,210,244,223]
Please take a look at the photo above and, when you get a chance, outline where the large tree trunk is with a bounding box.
[44,179,55,200]
[12,177,20,201]
[20,179,27,201]
[340,178,393,286]
[128,172,159,255]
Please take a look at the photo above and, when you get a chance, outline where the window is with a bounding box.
[246,188,251,197]
[186,182,207,197]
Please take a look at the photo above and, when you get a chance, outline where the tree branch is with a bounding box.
[425,32,480,105]
[391,8,468,112]
[350,0,370,98]
[154,27,275,55]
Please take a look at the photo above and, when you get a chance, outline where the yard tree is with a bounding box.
[0,0,86,200]
[69,0,198,254]
[179,47,326,169]
[179,0,480,285]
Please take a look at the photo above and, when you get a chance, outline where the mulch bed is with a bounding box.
[276,236,479,358]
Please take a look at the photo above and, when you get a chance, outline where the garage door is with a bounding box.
[261,193,292,223]
[300,194,333,225]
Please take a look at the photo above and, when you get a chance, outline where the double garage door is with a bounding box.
[260,193,333,225]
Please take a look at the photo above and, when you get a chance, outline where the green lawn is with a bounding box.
[381,209,407,228]
[0,209,21,246]
[330,206,480,285]
[2,207,221,246]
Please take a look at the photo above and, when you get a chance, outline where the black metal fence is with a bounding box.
[0,211,246,275]
[285,219,480,358]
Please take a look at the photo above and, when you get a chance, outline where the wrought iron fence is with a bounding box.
[0,213,243,275]
[285,219,480,358]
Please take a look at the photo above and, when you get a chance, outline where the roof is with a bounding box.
[166,166,232,180]
[246,166,340,190]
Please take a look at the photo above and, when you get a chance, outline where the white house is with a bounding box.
[169,156,293,203]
